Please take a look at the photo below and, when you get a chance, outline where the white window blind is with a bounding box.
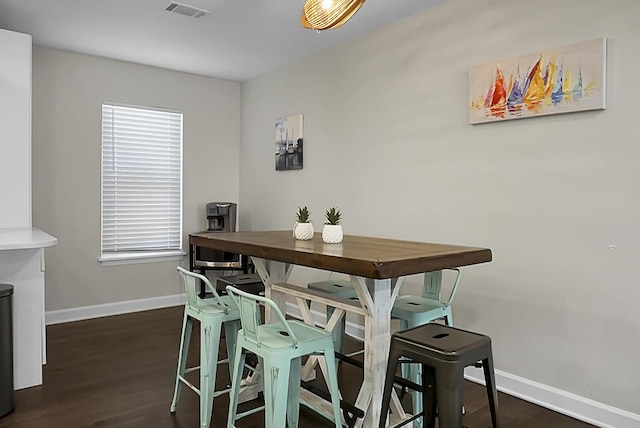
[101,103,183,258]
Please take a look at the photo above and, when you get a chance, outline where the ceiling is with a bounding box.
[0,0,445,81]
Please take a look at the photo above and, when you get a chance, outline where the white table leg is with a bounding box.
[253,258,290,323]
[348,277,392,428]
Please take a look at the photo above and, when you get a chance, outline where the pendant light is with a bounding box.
[301,0,366,31]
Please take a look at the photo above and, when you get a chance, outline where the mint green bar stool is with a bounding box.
[391,268,462,428]
[307,278,358,354]
[170,267,241,428]
[392,269,461,329]
[225,285,343,428]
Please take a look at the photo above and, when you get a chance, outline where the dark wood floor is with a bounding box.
[0,306,595,428]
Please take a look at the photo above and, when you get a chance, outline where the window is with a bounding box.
[100,103,183,264]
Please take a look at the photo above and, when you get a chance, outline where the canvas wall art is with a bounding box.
[469,39,607,124]
[275,113,303,171]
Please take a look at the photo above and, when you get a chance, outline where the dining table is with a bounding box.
[189,230,492,428]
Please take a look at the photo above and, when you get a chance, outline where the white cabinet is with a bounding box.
[0,28,32,228]
[0,228,57,390]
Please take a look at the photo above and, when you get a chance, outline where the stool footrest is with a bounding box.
[335,351,363,368]
[177,375,200,396]
[234,403,266,421]
[393,376,424,394]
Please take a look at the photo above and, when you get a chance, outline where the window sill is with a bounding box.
[98,250,186,266]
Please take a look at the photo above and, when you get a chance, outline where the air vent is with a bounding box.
[165,2,209,18]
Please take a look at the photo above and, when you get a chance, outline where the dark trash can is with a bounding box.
[0,283,15,418]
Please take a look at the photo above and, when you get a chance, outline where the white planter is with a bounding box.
[322,224,343,244]
[293,222,314,240]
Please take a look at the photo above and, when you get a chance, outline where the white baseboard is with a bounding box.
[465,366,640,428]
[45,293,186,325]
[45,297,640,428]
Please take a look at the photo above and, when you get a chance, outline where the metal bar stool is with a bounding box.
[225,285,343,428]
[379,323,500,428]
[391,268,461,427]
[170,267,241,428]
[307,278,358,354]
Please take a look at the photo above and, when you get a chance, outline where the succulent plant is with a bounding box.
[296,206,311,223]
[325,207,342,225]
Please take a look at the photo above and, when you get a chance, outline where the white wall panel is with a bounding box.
[0,29,31,228]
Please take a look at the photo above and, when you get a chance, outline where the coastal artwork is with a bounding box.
[275,113,304,171]
[469,39,606,124]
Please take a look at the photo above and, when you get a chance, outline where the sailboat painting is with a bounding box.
[469,39,606,124]
[275,113,304,171]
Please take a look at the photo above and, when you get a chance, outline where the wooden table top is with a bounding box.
[190,230,492,279]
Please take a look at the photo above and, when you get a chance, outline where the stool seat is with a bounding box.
[191,294,239,314]
[395,323,491,363]
[380,323,500,428]
[392,297,446,314]
[252,320,332,349]
[217,273,264,296]
[308,279,357,298]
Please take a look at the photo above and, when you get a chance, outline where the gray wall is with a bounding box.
[32,47,241,310]
[239,0,640,418]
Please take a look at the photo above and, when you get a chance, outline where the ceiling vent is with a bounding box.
[165,2,209,19]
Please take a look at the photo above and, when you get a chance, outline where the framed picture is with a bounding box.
[469,39,607,124]
[275,113,303,171]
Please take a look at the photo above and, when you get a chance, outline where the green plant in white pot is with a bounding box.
[322,207,343,244]
[293,206,314,240]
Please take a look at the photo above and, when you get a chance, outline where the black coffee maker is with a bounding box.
[206,202,237,232]
[192,202,262,298]
[192,202,242,269]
